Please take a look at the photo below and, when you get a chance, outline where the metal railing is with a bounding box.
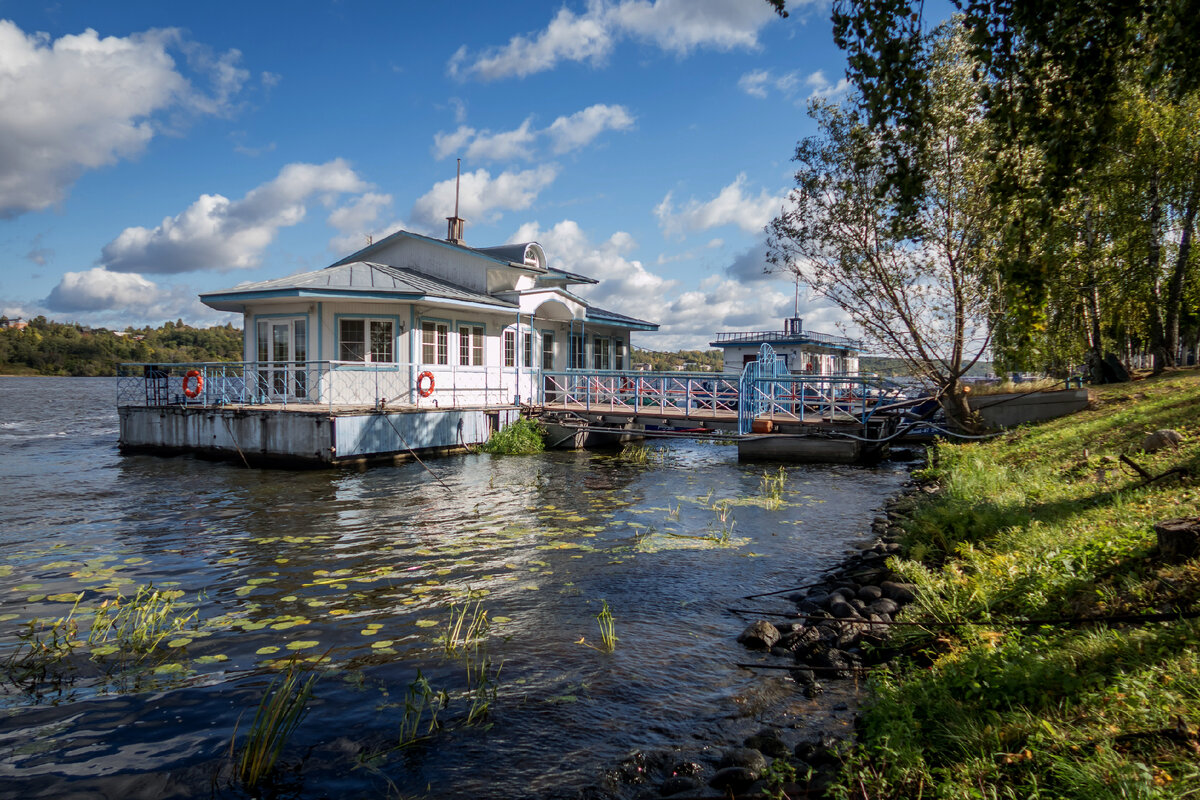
[541,370,742,416]
[711,329,863,349]
[117,361,522,411]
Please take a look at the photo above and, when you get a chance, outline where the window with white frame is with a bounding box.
[614,338,625,370]
[523,331,534,369]
[339,318,394,363]
[542,332,555,370]
[593,336,610,370]
[421,321,448,365]
[503,330,516,367]
[459,325,484,366]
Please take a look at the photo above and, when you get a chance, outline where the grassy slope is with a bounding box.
[844,370,1200,799]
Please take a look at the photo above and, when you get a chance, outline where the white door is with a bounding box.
[257,318,308,401]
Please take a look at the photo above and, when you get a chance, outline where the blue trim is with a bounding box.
[317,302,324,362]
[333,313,403,370]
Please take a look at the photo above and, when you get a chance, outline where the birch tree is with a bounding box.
[767,28,996,429]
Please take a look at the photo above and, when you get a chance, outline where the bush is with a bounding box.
[480,417,545,455]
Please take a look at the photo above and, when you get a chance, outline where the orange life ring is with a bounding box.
[183,369,203,398]
[417,370,435,397]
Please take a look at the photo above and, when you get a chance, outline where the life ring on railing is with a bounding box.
[182,369,203,398]
[416,371,436,397]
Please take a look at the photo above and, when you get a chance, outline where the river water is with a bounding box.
[0,376,907,799]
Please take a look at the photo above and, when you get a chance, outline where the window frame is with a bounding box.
[503,329,516,368]
[457,322,485,367]
[335,315,399,366]
[420,319,450,366]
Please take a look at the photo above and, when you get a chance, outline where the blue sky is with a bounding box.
[1,0,898,349]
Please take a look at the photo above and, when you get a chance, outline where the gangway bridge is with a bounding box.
[536,345,908,462]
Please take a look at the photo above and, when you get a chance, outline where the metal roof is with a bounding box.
[201,261,514,309]
[586,306,659,331]
[329,229,547,272]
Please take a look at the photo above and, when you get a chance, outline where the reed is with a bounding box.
[759,465,787,508]
[440,600,489,659]
[233,663,318,791]
[397,670,448,747]
[711,500,736,543]
[463,655,502,726]
[595,600,617,652]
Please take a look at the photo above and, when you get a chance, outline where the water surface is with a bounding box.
[0,376,906,798]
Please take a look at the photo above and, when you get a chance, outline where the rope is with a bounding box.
[378,411,452,491]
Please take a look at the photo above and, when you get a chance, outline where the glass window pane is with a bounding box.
[503,330,515,367]
[294,319,307,362]
[422,322,436,364]
[256,320,269,362]
[340,319,365,362]
[523,332,533,368]
[542,333,554,370]
[273,324,289,362]
[472,327,484,366]
[370,321,393,362]
[459,327,470,365]
[436,324,448,365]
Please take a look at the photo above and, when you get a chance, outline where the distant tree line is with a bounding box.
[630,347,725,372]
[0,317,243,376]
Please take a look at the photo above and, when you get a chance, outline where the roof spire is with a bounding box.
[446,158,466,245]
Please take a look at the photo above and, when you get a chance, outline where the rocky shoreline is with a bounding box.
[578,469,932,800]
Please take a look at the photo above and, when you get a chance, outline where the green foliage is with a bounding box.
[480,417,545,455]
[842,371,1200,797]
[0,317,242,376]
[629,347,724,372]
[595,600,617,652]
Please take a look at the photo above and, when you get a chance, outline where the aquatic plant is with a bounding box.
[463,655,502,726]
[480,417,545,455]
[619,443,665,464]
[88,585,197,658]
[397,670,449,747]
[233,662,318,791]
[3,597,83,694]
[595,600,617,652]
[759,465,787,508]
[711,500,736,543]
[440,599,489,659]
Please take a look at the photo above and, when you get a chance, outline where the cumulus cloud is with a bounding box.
[410,166,558,233]
[723,241,774,283]
[0,20,249,218]
[434,104,634,161]
[99,160,369,274]
[655,173,783,238]
[326,192,405,255]
[449,0,779,82]
[804,69,850,100]
[45,267,162,312]
[511,219,673,309]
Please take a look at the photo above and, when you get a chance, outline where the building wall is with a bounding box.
[720,344,860,376]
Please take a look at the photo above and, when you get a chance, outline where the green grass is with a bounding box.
[840,369,1200,799]
[233,661,319,791]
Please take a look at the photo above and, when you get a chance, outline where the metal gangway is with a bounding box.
[541,345,903,435]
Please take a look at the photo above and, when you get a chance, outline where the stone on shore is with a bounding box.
[737,620,781,650]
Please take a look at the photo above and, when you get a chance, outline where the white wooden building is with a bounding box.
[199,228,658,408]
[710,317,861,376]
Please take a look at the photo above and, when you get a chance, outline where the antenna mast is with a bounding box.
[446,158,466,245]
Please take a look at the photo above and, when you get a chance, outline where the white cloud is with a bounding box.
[0,20,249,218]
[434,104,634,161]
[448,6,613,81]
[100,159,369,274]
[45,267,162,312]
[738,67,842,102]
[804,69,850,100]
[326,192,405,255]
[449,0,779,82]
[655,173,783,237]
[738,69,771,98]
[546,104,634,153]
[410,166,558,233]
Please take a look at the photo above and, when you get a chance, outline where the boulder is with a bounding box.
[880,581,917,603]
[828,599,859,620]
[709,767,759,793]
[718,747,768,775]
[857,585,883,602]
[869,597,900,616]
[744,731,790,759]
[1101,352,1131,383]
[659,776,702,796]
[737,620,781,650]
[1143,429,1183,453]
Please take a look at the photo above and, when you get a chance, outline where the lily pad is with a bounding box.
[286,640,319,650]
[256,646,281,655]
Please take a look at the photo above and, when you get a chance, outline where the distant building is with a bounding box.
[0,317,28,331]
[711,317,861,375]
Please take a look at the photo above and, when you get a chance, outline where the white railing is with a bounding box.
[541,371,741,416]
[117,361,530,410]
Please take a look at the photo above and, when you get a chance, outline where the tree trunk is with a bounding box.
[940,378,981,434]
[1164,186,1198,368]
[1146,174,1169,373]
